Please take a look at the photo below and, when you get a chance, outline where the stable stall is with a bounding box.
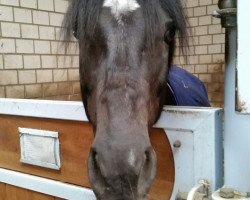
[0,99,222,199]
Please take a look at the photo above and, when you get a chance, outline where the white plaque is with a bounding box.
[19,128,61,170]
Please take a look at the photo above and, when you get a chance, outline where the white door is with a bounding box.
[237,1,250,113]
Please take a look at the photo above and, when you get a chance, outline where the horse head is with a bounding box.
[63,0,187,199]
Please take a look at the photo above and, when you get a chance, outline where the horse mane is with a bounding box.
[62,0,188,62]
[158,0,188,48]
[62,0,104,42]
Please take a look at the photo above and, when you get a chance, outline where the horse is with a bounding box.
[62,0,188,199]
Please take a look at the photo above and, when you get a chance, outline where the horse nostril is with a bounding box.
[145,150,150,162]
[137,147,157,197]
[93,151,98,164]
[90,148,99,166]
[88,148,108,199]
[144,148,154,164]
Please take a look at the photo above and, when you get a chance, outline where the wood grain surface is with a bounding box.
[0,183,63,200]
[0,115,174,199]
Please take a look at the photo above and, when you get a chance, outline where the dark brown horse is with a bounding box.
[63,0,187,199]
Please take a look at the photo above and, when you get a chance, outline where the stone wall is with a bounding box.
[0,0,225,106]
[0,0,81,101]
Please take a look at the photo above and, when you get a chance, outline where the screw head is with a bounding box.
[173,140,181,148]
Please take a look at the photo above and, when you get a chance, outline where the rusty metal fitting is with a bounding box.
[212,0,237,28]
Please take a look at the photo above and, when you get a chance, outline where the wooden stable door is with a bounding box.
[0,115,174,200]
[0,183,64,200]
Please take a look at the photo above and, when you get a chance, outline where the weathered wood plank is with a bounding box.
[0,183,6,200]
[148,128,174,200]
[0,115,93,187]
[5,184,54,200]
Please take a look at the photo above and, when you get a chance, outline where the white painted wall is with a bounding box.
[223,1,250,192]
[237,0,250,113]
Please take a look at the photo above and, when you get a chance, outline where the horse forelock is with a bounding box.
[103,0,140,19]
[62,0,188,59]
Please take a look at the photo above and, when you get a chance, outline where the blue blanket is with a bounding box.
[167,66,210,107]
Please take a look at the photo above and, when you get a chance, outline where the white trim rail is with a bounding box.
[0,168,96,200]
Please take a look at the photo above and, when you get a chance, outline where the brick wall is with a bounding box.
[173,0,225,107]
[0,0,81,101]
[0,0,225,106]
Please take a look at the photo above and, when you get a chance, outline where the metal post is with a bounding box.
[214,0,250,196]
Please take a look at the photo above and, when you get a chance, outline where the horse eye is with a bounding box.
[164,24,176,44]
[73,29,78,39]
[72,21,79,39]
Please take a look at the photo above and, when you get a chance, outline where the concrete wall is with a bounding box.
[0,0,225,106]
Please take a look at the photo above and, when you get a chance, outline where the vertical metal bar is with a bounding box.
[216,0,250,194]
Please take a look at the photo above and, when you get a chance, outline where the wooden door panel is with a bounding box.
[0,115,174,199]
[0,184,55,200]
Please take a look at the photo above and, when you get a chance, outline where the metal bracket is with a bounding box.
[212,0,237,28]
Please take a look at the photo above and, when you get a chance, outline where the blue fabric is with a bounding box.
[167,66,210,107]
